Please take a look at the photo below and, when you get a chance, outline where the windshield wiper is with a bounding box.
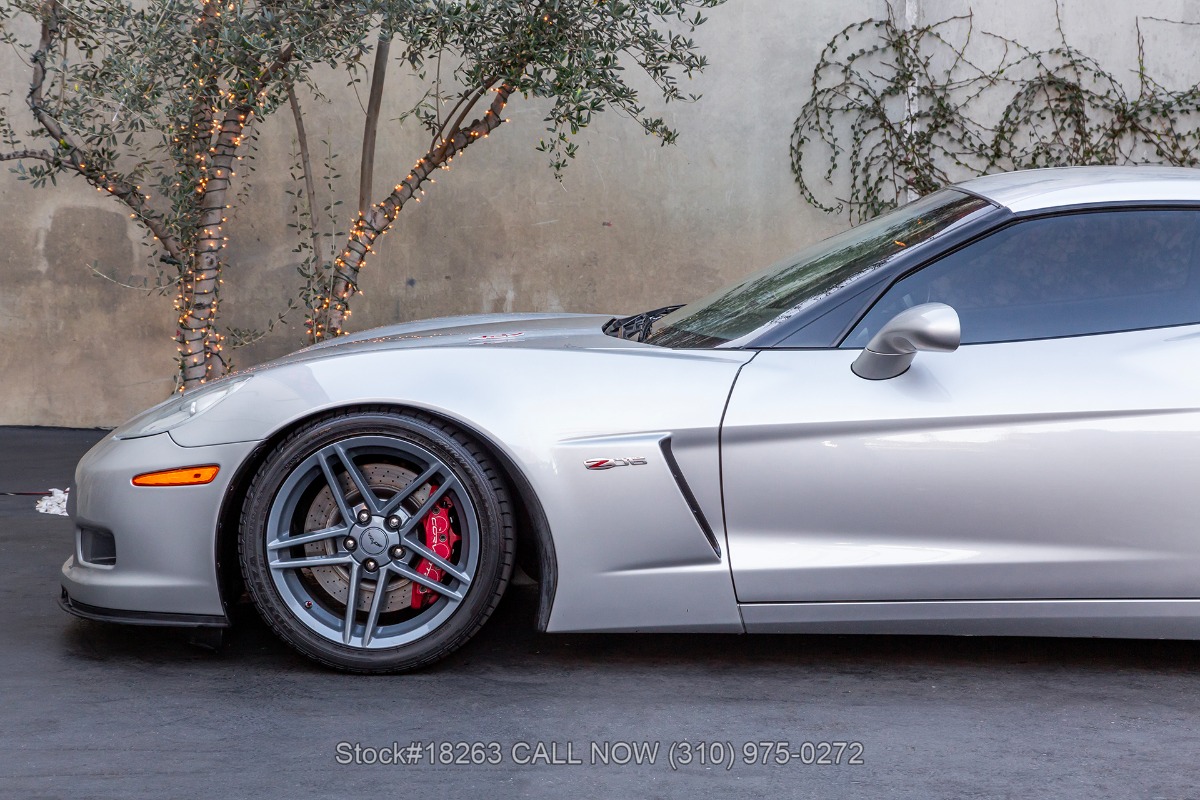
[603,304,684,343]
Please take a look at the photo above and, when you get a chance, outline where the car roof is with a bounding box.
[955,166,1200,213]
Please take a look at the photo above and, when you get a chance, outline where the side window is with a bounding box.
[843,209,1200,347]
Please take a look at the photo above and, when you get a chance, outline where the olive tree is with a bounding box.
[306,0,725,341]
[0,0,381,387]
[0,0,726,387]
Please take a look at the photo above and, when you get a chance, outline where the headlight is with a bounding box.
[113,376,250,440]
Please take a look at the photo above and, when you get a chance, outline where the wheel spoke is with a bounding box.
[393,479,471,583]
[270,553,353,570]
[332,443,380,514]
[396,480,455,538]
[398,533,471,586]
[362,566,392,647]
[391,561,464,602]
[266,524,349,552]
[378,463,441,518]
[343,561,362,644]
[317,453,355,526]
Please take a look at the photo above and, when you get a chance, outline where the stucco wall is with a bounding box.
[1,0,1197,426]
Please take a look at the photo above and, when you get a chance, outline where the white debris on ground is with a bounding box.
[35,488,69,517]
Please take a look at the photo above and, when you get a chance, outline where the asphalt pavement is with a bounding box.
[2,425,1199,799]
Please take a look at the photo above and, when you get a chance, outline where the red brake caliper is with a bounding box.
[411,486,458,610]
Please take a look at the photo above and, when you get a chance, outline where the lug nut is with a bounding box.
[356,509,371,524]
[389,545,405,560]
[362,558,379,573]
[385,515,401,530]
[343,537,357,552]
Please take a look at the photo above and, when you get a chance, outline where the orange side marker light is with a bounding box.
[132,465,220,487]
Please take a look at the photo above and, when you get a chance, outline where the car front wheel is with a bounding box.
[239,409,514,672]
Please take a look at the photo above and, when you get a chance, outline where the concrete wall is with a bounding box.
[2,0,1197,426]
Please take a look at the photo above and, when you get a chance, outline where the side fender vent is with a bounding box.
[658,437,722,558]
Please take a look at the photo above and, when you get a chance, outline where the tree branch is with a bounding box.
[27,0,182,261]
[312,83,513,340]
[359,34,391,215]
[432,80,494,160]
[27,1,82,172]
[0,148,53,162]
[248,42,297,104]
[287,82,323,267]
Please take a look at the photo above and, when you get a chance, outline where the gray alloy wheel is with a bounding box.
[239,409,515,673]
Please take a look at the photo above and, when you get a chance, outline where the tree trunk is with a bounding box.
[178,108,247,386]
[311,84,512,341]
[175,0,223,388]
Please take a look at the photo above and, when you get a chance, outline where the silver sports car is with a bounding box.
[61,166,1200,672]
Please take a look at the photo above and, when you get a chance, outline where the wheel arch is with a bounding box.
[214,402,557,632]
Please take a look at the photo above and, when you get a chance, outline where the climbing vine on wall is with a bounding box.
[791,7,1200,223]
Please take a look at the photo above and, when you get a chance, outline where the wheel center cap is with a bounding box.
[359,526,388,556]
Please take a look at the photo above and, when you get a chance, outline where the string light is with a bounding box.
[315,86,512,341]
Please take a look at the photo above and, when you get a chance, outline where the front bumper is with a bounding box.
[60,430,259,621]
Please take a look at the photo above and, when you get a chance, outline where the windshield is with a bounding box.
[646,190,992,347]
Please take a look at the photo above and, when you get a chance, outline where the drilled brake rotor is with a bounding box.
[301,462,427,613]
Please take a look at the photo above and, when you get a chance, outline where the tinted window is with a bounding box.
[843,209,1200,347]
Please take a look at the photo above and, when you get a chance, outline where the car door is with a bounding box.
[722,207,1200,603]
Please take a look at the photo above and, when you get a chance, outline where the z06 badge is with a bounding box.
[584,457,648,470]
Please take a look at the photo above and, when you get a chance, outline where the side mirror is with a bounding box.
[851,302,960,380]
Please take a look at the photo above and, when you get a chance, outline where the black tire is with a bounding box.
[238,408,515,673]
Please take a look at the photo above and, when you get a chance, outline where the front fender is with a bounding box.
[173,345,752,632]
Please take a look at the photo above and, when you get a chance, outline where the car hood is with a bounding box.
[264,312,634,367]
